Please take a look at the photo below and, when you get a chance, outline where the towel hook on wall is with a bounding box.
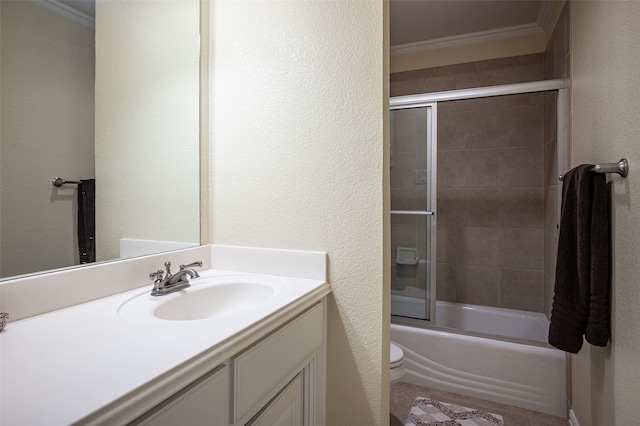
[558,158,629,182]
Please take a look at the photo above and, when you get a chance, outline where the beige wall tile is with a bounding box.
[436,224,456,264]
[391,224,417,256]
[415,109,429,152]
[437,113,458,151]
[457,109,499,149]
[436,262,457,302]
[457,150,498,187]
[417,74,456,93]
[497,93,544,108]
[454,97,498,111]
[393,263,417,290]
[499,268,544,312]
[544,139,558,187]
[416,222,427,259]
[521,53,544,65]
[391,152,417,189]
[456,188,498,227]
[416,150,428,169]
[498,146,544,187]
[390,78,417,97]
[391,213,416,226]
[455,69,498,89]
[476,56,523,70]
[415,262,427,293]
[497,63,545,85]
[498,187,544,228]
[415,186,427,211]
[392,111,419,152]
[498,228,544,269]
[437,150,457,187]
[544,185,557,234]
[456,226,499,267]
[436,188,457,225]
[391,188,420,211]
[456,265,500,306]
[438,100,457,113]
[545,49,555,80]
[428,62,477,77]
[498,105,544,148]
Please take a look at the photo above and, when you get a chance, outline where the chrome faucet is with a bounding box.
[149,261,202,296]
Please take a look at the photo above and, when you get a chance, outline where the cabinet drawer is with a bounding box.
[233,303,323,421]
[132,364,229,426]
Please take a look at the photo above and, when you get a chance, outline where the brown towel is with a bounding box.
[78,179,96,264]
[548,165,610,353]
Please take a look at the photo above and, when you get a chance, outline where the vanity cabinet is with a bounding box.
[233,302,323,424]
[132,364,230,426]
[132,301,325,426]
[247,373,303,426]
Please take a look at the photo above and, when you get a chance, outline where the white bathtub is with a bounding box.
[391,296,567,417]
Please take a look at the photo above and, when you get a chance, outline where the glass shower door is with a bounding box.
[390,104,436,322]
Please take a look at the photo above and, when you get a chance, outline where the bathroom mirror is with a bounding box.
[0,0,201,280]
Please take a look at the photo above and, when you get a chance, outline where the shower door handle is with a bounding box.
[390,210,434,215]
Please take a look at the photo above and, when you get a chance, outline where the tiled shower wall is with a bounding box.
[391,53,552,313]
[435,93,546,312]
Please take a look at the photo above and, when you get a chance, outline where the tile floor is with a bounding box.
[390,381,568,426]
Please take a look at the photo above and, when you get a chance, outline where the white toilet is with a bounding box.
[390,342,405,383]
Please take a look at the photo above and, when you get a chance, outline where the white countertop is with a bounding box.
[0,268,330,425]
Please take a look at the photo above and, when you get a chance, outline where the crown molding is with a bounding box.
[569,409,580,426]
[537,0,557,32]
[30,0,95,29]
[390,22,543,56]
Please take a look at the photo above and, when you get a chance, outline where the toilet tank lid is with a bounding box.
[390,342,404,364]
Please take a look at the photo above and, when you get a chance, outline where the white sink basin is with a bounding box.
[118,275,287,322]
[154,282,274,320]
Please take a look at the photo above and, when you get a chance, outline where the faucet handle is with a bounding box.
[164,261,173,276]
[149,269,164,282]
[180,261,203,271]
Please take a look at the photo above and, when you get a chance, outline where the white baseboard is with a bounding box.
[569,409,580,426]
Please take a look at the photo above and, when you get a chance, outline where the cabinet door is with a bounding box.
[133,364,229,426]
[234,303,323,421]
[247,374,303,426]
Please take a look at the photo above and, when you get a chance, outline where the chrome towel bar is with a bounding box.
[558,158,628,181]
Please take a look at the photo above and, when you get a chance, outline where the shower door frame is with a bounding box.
[390,103,438,322]
[390,79,568,327]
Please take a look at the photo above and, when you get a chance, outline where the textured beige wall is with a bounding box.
[0,1,94,277]
[95,0,200,261]
[209,1,388,423]
[571,1,640,424]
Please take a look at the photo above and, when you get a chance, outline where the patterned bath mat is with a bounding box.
[405,397,504,426]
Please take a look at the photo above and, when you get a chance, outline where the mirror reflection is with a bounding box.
[0,0,200,280]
